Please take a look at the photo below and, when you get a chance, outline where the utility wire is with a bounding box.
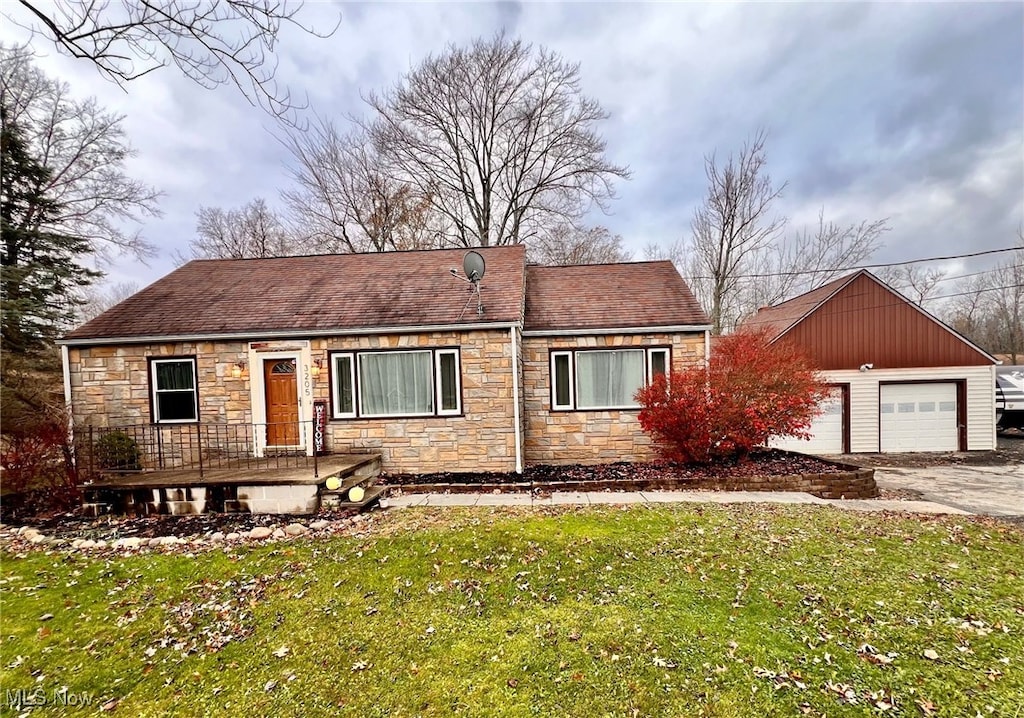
[689,245,1020,281]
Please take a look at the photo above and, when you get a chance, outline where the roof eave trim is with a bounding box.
[59,321,522,346]
[522,324,712,337]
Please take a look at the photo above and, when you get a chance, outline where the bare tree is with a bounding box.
[0,44,160,260]
[642,238,686,265]
[365,34,629,248]
[3,1,338,122]
[187,198,295,259]
[984,247,1024,362]
[77,280,140,322]
[876,264,945,305]
[687,130,786,333]
[529,223,631,265]
[745,211,889,310]
[282,122,443,253]
[942,237,1023,362]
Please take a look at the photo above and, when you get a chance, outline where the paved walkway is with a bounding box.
[387,490,970,514]
[874,464,1023,517]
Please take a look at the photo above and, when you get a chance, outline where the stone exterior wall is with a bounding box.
[311,330,517,474]
[522,332,706,465]
[68,329,519,475]
[68,328,705,475]
[68,341,252,428]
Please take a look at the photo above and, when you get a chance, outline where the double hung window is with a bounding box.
[150,358,198,422]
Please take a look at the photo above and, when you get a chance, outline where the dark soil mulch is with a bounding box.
[379,449,847,487]
[12,507,357,540]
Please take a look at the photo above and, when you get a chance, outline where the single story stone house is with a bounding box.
[61,245,710,475]
[746,269,998,454]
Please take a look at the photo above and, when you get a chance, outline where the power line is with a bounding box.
[929,264,1024,284]
[689,245,1020,281]
[921,283,1021,302]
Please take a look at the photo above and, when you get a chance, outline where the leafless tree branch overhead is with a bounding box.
[0,43,162,259]
[364,33,630,247]
[8,0,338,122]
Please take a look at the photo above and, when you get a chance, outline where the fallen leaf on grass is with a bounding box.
[272,646,290,658]
[922,649,939,661]
[826,682,858,703]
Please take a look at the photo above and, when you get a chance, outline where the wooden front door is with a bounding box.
[264,359,300,447]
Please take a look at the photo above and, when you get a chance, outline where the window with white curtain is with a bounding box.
[550,347,670,411]
[331,348,461,418]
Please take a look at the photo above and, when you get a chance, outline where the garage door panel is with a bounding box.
[771,387,844,454]
[880,383,958,453]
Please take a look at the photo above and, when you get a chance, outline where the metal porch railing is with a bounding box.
[78,419,329,481]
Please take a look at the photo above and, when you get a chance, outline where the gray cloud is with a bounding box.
[1,1,1020,287]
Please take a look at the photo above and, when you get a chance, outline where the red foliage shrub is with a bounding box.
[1,410,81,518]
[636,328,829,463]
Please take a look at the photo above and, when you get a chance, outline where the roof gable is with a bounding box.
[744,270,996,369]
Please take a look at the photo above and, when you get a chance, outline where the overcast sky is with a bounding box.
[3,1,1022,292]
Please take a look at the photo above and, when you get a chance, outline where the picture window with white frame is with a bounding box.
[550,347,670,411]
[330,348,461,418]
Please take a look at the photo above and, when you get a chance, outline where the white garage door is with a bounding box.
[880,383,958,452]
[771,387,844,454]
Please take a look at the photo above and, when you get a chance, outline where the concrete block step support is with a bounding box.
[81,503,111,517]
[165,500,196,516]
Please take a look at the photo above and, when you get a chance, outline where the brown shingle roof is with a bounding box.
[740,272,859,339]
[524,261,709,331]
[65,246,527,341]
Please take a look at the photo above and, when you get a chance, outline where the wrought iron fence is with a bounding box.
[78,419,329,480]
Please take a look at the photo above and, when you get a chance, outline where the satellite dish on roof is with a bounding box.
[449,250,486,318]
[463,251,486,283]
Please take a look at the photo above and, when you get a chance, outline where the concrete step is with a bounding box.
[320,453,381,481]
[331,485,386,512]
[318,455,381,509]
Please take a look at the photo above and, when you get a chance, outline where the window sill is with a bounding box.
[330,412,466,422]
[550,406,642,413]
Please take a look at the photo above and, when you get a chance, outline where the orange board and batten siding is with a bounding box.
[774,274,992,370]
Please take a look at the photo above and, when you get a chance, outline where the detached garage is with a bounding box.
[747,270,997,454]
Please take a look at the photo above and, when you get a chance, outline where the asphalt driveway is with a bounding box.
[873,464,1024,517]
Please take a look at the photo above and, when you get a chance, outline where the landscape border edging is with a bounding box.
[385,453,878,500]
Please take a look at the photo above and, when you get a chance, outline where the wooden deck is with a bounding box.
[84,454,380,490]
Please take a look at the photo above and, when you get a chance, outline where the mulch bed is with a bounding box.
[379,449,847,488]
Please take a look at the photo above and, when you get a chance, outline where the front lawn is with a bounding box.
[1,505,1022,716]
